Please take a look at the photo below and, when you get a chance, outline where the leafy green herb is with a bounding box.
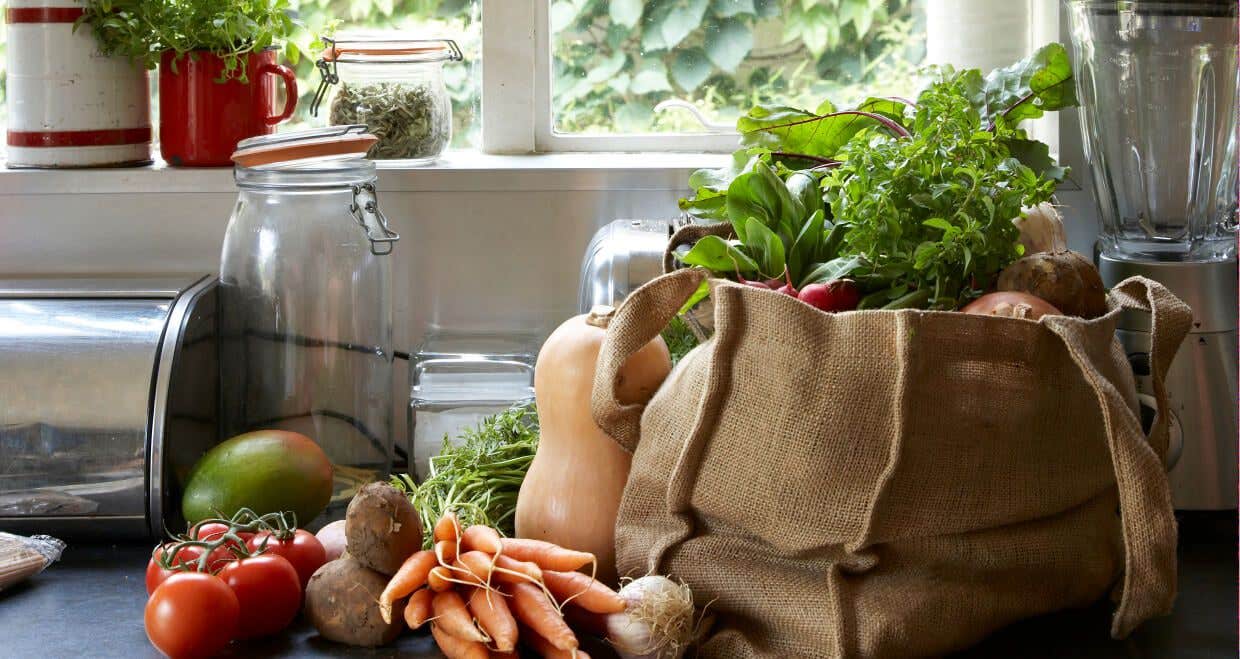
[76,0,299,83]
[661,314,699,366]
[330,81,452,160]
[391,403,538,547]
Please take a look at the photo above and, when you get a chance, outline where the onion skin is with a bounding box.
[996,250,1108,319]
[961,292,1062,320]
[315,520,347,562]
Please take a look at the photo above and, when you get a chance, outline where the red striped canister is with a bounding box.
[5,0,152,167]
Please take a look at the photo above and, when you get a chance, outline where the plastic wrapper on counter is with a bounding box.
[0,532,65,591]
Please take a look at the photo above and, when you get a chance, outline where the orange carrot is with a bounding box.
[499,538,594,572]
[404,588,434,629]
[436,539,458,564]
[433,590,489,644]
[428,565,455,592]
[509,581,578,651]
[460,525,503,555]
[432,623,489,659]
[492,555,543,585]
[542,570,626,614]
[561,605,608,637]
[519,624,592,659]
[455,551,543,586]
[435,511,460,544]
[379,549,438,623]
[467,587,518,652]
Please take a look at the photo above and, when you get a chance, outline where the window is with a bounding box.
[0,0,1057,157]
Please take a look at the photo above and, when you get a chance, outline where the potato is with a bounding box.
[304,556,404,647]
[997,250,1108,319]
[345,482,423,575]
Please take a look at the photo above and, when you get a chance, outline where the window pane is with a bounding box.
[288,0,482,148]
[551,0,927,135]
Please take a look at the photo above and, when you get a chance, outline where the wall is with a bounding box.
[0,121,1100,447]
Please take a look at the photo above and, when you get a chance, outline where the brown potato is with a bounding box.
[345,482,423,575]
[304,556,404,647]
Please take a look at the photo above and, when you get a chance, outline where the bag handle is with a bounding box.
[1043,276,1192,639]
[592,268,710,453]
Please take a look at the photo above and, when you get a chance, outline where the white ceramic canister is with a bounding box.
[5,0,152,167]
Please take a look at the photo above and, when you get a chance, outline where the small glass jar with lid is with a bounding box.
[312,36,463,164]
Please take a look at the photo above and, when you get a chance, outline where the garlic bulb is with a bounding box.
[606,576,696,659]
[1012,201,1068,254]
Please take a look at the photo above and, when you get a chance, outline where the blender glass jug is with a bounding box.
[1068,0,1238,262]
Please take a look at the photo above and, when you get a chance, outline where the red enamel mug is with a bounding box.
[159,49,297,167]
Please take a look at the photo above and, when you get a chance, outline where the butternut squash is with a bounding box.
[515,305,672,585]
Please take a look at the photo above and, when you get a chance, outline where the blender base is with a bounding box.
[1098,255,1238,511]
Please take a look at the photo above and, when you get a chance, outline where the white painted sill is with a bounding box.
[0,151,732,195]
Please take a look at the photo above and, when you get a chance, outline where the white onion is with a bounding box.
[1012,202,1068,254]
[605,576,696,659]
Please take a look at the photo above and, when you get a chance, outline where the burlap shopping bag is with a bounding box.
[592,266,1191,658]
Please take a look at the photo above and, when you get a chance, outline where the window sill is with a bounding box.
[0,151,731,195]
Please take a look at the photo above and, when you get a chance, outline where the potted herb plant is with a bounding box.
[78,0,301,167]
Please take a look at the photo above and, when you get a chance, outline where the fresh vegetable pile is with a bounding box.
[392,403,540,543]
[301,480,698,658]
[142,510,328,657]
[676,43,1099,317]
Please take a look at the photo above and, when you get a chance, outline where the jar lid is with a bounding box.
[231,125,378,168]
[321,36,463,64]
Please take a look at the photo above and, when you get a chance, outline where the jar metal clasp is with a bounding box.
[350,182,399,255]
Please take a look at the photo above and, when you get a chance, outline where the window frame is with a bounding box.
[482,0,1062,155]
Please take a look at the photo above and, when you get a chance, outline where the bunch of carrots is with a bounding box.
[378,511,625,659]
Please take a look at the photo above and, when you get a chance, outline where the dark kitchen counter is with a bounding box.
[2,513,1234,658]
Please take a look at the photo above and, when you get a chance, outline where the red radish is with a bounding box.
[798,280,860,312]
[762,278,783,288]
[775,269,798,297]
[736,274,771,289]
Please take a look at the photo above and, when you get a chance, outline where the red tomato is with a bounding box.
[246,530,327,589]
[218,554,301,639]
[193,522,254,546]
[145,572,239,659]
[146,544,207,595]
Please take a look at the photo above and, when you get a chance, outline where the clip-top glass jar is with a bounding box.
[312,37,463,164]
[220,126,400,519]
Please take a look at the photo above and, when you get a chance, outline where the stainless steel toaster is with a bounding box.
[0,276,219,538]
[578,218,684,312]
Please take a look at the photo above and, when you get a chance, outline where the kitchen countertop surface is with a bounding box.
[2,514,1234,658]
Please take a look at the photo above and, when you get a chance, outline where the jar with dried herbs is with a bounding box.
[314,38,462,163]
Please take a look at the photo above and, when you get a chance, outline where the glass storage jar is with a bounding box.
[220,126,400,517]
[312,37,462,164]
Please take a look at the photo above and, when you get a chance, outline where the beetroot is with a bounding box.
[798,280,860,312]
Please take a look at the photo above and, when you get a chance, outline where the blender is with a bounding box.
[1068,0,1238,510]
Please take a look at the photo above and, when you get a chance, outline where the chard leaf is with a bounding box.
[800,255,863,287]
[677,279,712,315]
[788,208,825,283]
[679,151,750,219]
[738,105,906,156]
[742,217,786,278]
[1002,136,1069,182]
[680,235,760,273]
[979,42,1078,128]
